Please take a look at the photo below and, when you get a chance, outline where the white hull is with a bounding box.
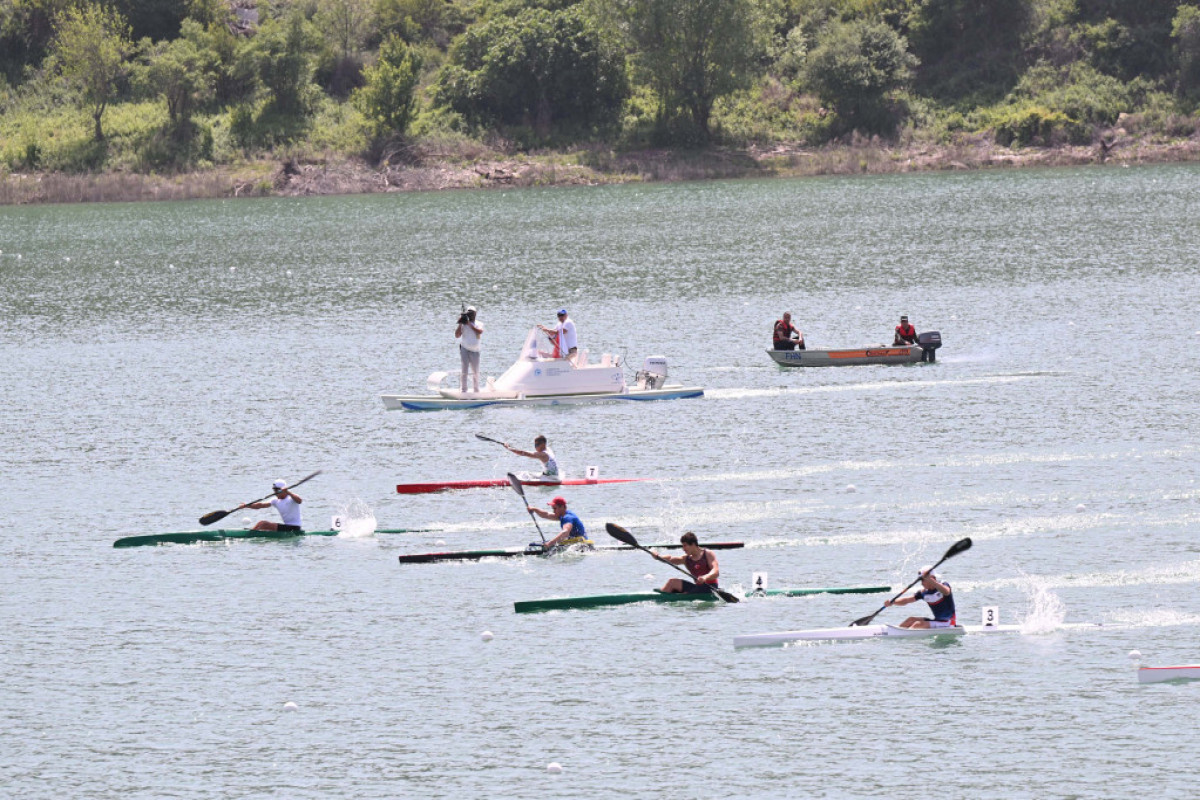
[383,328,702,411]
[382,385,704,411]
[1138,665,1200,684]
[734,623,1023,648]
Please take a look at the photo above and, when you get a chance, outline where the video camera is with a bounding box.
[458,311,470,325]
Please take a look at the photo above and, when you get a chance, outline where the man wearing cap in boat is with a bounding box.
[653,532,722,594]
[772,312,805,350]
[893,315,918,345]
[240,480,303,532]
[884,566,956,628]
[539,308,578,363]
[504,435,560,482]
[527,496,591,549]
[455,305,483,393]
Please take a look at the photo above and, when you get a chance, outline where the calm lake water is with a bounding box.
[3,164,1199,798]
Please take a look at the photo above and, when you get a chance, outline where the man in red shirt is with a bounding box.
[773,312,805,350]
[893,315,918,345]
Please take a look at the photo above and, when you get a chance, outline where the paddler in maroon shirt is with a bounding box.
[653,532,721,594]
[893,314,918,345]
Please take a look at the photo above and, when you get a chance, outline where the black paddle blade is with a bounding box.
[944,537,972,560]
[506,472,527,499]
[476,434,503,445]
[605,522,638,547]
[199,509,229,526]
[848,610,881,627]
[714,587,740,603]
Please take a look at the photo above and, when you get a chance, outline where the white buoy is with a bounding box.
[168,263,174,269]
[846,484,857,493]
[286,269,292,275]
[230,266,236,272]
[481,631,494,642]
[1075,504,1086,512]
[242,517,252,527]
[283,701,298,711]
[64,256,70,261]
[114,260,120,265]
[644,574,655,580]
[546,762,562,774]
[1128,650,1142,661]
[436,539,446,545]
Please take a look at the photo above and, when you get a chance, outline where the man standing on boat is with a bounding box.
[539,308,578,362]
[885,566,956,628]
[893,315,918,345]
[455,306,483,393]
[654,532,721,594]
[504,435,560,482]
[527,496,590,549]
[240,480,303,532]
[773,312,805,350]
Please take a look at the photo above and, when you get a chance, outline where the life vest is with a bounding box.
[895,323,917,342]
[773,319,795,341]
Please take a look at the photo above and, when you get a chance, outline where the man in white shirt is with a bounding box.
[242,480,303,532]
[455,306,483,392]
[539,308,578,362]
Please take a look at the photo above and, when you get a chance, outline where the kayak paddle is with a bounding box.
[605,523,739,603]
[199,471,322,526]
[848,536,972,627]
[475,434,507,446]
[507,472,547,546]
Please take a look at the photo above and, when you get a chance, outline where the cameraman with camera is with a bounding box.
[454,306,483,393]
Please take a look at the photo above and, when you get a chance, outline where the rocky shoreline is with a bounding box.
[2,132,1198,206]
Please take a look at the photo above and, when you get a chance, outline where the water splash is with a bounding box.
[334,498,377,538]
[1014,575,1066,633]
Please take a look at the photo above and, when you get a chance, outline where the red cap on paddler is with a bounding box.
[549,496,567,508]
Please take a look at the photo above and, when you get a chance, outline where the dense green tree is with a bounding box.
[436,6,627,138]
[111,0,189,43]
[249,10,320,115]
[147,20,214,137]
[354,32,421,137]
[0,0,74,85]
[802,16,915,133]
[52,1,134,141]
[615,0,769,141]
[374,0,463,46]
[906,0,1030,100]
[1173,4,1200,101]
[1070,0,1180,80]
[317,0,373,61]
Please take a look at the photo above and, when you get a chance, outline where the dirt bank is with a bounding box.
[3,131,1198,206]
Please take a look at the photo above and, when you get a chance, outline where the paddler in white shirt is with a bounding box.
[538,308,578,363]
[240,480,303,532]
[503,434,560,481]
[884,566,957,628]
[455,306,483,393]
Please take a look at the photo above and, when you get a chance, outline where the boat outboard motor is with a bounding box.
[636,356,669,389]
[918,331,942,363]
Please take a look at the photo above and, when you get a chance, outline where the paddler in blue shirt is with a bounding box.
[885,566,956,628]
[653,532,721,594]
[527,496,590,549]
[240,480,303,532]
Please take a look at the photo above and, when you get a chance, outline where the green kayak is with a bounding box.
[513,585,891,614]
[113,527,429,548]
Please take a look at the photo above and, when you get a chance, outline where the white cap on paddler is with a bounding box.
[273,479,287,489]
[918,564,936,579]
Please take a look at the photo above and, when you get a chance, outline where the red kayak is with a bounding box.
[397,477,647,494]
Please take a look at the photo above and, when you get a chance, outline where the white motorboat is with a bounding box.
[733,622,1023,648]
[768,331,942,367]
[382,329,704,411]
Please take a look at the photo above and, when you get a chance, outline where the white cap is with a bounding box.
[466,306,476,313]
[918,565,936,578]
[273,479,287,489]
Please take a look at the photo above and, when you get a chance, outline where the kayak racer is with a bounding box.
[240,479,303,532]
[653,532,721,594]
[884,566,956,628]
[504,435,560,481]
[893,314,918,345]
[527,496,591,550]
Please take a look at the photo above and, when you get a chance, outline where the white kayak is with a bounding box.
[382,328,703,411]
[733,623,1023,648]
[1138,665,1200,684]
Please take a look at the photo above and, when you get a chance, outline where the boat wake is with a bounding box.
[961,557,1200,593]
[705,372,1057,402]
[334,499,378,538]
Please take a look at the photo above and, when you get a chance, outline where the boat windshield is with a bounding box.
[517,328,558,361]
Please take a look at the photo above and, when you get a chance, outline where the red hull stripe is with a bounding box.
[396,478,646,494]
